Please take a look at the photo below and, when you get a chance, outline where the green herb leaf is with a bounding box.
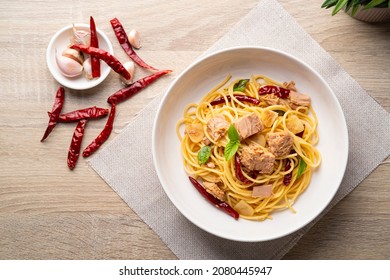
[233,79,249,92]
[227,124,240,142]
[198,146,211,165]
[365,0,386,9]
[224,141,240,161]
[224,124,240,161]
[296,158,307,179]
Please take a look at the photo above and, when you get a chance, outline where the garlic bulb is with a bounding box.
[128,29,141,49]
[55,50,83,77]
[62,48,84,64]
[82,58,92,80]
[120,61,135,85]
[71,25,91,46]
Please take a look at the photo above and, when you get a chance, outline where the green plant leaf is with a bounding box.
[224,140,240,161]
[365,0,387,8]
[351,3,360,15]
[296,158,307,179]
[345,0,356,12]
[227,124,240,142]
[321,0,339,8]
[198,146,211,165]
[233,79,249,92]
[332,0,349,15]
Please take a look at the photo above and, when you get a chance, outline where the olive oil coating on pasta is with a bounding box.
[176,74,321,221]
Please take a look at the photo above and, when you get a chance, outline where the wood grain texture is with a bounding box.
[0,0,389,260]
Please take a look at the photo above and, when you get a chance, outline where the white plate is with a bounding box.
[46,23,113,90]
[152,46,348,242]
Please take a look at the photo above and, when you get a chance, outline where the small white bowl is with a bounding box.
[46,23,113,90]
[152,46,348,242]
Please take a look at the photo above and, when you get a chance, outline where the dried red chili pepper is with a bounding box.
[188,176,239,220]
[41,86,65,142]
[296,129,304,138]
[210,94,261,106]
[82,103,116,157]
[283,159,292,186]
[67,119,87,170]
[107,69,172,105]
[259,85,290,99]
[89,16,100,78]
[110,17,158,71]
[234,155,252,184]
[49,106,109,122]
[70,44,130,80]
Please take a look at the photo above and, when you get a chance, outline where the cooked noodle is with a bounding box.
[176,74,321,221]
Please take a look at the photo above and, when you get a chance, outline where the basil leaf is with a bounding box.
[198,146,211,165]
[224,124,240,161]
[233,79,249,92]
[224,140,240,161]
[296,158,307,179]
[227,124,240,142]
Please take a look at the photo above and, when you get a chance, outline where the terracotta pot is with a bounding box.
[347,6,390,22]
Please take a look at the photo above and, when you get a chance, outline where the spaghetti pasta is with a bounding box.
[176,74,321,221]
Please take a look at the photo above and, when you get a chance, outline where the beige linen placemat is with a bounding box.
[89,0,390,259]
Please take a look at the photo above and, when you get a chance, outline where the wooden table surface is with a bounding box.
[1,0,389,260]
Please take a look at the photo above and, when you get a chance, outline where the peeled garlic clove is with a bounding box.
[83,58,93,80]
[185,123,204,143]
[62,48,84,64]
[120,61,135,85]
[71,25,91,46]
[128,29,141,49]
[55,51,83,78]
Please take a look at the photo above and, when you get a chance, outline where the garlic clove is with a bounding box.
[71,25,91,46]
[55,50,83,78]
[83,58,93,80]
[128,29,141,49]
[62,48,84,64]
[120,61,135,85]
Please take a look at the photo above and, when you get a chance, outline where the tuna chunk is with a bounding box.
[206,115,230,141]
[233,113,263,140]
[289,91,310,109]
[203,181,225,201]
[283,81,297,91]
[252,184,273,198]
[267,131,293,157]
[239,144,275,174]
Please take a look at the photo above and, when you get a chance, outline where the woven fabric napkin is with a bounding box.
[89,0,390,259]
